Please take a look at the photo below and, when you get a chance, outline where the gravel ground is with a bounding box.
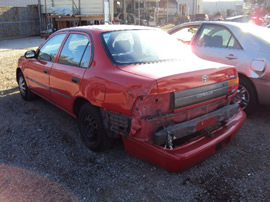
[0,37,269,201]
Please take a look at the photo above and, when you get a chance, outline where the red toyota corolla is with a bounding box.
[17,25,245,172]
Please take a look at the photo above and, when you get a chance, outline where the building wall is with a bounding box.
[177,0,203,15]
[203,0,243,16]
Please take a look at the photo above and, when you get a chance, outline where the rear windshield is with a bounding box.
[101,29,187,64]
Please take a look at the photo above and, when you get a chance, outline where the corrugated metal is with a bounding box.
[0,0,38,7]
[53,1,73,8]
[80,0,103,15]
[40,0,103,15]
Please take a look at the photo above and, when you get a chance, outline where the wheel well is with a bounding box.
[238,73,258,102]
[16,68,22,83]
[238,73,254,86]
[73,97,92,116]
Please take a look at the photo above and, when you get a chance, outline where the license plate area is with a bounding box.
[196,116,217,131]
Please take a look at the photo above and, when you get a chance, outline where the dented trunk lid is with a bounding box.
[117,58,237,94]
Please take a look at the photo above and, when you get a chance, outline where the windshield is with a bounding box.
[101,29,188,64]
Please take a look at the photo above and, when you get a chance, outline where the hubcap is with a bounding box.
[82,114,98,145]
[236,84,250,110]
[18,76,26,97]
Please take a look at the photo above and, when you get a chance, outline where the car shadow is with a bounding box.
[0,87,19,97]
[246,105,270,121]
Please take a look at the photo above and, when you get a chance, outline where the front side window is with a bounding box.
[101,29,188,64]
[196,24,241,49]
[38,34,66,62]
[58,34,90,67]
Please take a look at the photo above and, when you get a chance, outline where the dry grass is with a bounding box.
[0,7,10,12]
[0,49,32,91]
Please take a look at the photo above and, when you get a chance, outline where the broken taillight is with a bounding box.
[227,77,239,96]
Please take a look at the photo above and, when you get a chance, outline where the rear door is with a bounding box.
[191,24,245,67]
[49,32,91,113]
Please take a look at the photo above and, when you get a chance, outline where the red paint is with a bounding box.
[18,25,246,171]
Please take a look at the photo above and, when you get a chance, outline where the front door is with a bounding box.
[25,34,66,99]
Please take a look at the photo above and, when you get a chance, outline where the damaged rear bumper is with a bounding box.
[153,103,239,145]
[122,109,246,172]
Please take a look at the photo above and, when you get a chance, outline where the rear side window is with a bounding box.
[80,44,91,68]
[38,34,66,62]
[58,34,90,68]
[196,24,241,49]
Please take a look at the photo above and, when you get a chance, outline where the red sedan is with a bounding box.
[17,25,245,172]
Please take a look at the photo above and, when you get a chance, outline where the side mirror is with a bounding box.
[24,50,36,59]
[251,60,265,72]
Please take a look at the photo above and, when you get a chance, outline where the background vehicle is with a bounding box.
[225,15,250,23]
[169,21,270,114]
[17,25,245,172]
[194,14,209,21]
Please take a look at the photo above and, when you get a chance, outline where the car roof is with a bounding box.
[59,24,156,34]
[198,21,251,28]
[175,21,250,27]
[169,21,256,34]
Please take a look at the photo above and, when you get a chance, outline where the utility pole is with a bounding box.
[38,0,42,33]
[167,0,168,24]
[194,0,197,14]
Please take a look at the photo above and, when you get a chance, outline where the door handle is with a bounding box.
[72,77,80,84]
[225,54,237,60]
[44,69,49,74]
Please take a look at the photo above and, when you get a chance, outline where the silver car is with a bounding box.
[169,21,270,114]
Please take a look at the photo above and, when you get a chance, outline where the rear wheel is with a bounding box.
[17,71,36,101]
[237,76,257,114]
[78,103,112,152]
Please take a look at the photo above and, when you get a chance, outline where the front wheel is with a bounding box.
[78,103,112,152]
[17,71,36,101]
[237,76,257,114]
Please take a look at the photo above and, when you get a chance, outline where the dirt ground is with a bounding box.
[0,36,269,201]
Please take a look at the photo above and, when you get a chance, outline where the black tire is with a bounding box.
[78,103,112,152]
[237,76,257,114]
[17,71,36,101]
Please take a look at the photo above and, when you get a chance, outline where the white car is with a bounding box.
[169,21,270,114]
